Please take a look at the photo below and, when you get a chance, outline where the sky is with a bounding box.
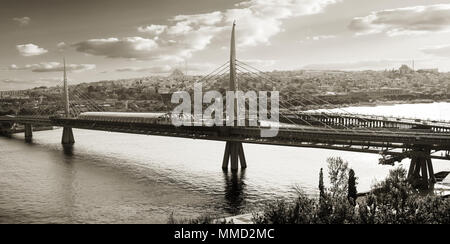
[1,0,450,90]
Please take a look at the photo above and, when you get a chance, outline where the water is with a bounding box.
[1,103,450,223]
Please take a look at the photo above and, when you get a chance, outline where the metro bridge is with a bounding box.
[1,23,450,190]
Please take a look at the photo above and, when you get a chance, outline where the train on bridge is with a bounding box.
[77,112,172,124]
[73,112,259,126]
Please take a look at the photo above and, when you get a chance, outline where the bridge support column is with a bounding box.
[25,124,32,143]
[407,147,436,189]
[222,141,247,171]
[61,127,75,146]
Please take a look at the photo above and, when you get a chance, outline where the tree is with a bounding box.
[348,169,358,206]
[319,168,325,199]
[327,157,349,198]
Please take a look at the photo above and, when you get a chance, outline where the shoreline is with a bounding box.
[298,98,447,111]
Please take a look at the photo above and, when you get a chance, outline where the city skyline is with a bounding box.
[1,0,450,90]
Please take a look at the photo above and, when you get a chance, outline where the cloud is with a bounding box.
[230,0,339,46]
[8,62,96,73]
[0,77,62,91]
[73,30,222,61]
[0,78,34,92]
[137,24,167,35]
[73,37,159,59]
[302,59,413,70]
[57,42,68,51]
[0,78,25,85]
[184,63,216,72]
[16,43,48,56]
[306,35,336,41]
[115,62,214,74]
[349,4,450,36]
[167,11,223,35]
[73,0,339,61]
[239,59,277,68]
[13,17,31,26]
[116,65,172,73]
[421,44,450,57]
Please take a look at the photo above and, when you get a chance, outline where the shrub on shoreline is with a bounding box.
[253,158,450,224]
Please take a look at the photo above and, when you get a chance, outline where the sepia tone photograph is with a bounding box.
[1,0,450,229]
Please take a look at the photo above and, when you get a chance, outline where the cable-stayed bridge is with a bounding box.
[1,23,450,189]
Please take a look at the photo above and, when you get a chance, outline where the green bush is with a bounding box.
[348,169,358,206]
[167,212,231,224]
[253,157,450,224]
[253,193,317,224]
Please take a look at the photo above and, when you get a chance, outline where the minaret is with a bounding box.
[63,58,70,118]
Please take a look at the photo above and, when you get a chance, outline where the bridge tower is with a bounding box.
[61,58,75,146]
[222,22,247,171]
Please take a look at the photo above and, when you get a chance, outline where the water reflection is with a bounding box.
[63,145,74,155]
[57,151,76,223]
[223,169,247,214]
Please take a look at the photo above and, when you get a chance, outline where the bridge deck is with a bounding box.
[2,115,450,160]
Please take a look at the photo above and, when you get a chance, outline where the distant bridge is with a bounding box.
[1,23,450,190]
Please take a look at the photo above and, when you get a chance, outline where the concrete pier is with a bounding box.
[24,124,32,143]
[61,127,75,145]
[222,141,247,171]
[407,146,436,189]
[238,143,247,168]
